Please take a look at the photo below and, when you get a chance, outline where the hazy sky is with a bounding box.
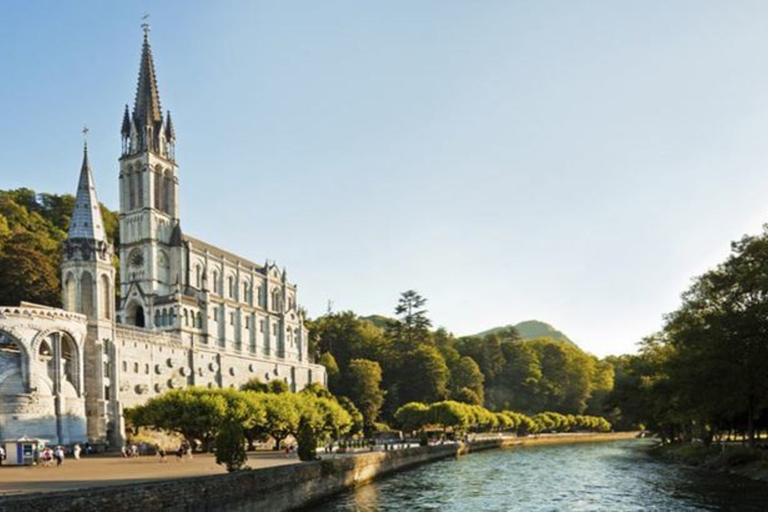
[3,1,768,356]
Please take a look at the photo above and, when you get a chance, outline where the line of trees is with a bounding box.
[606,226,768,447]
[125,383,354,470]
[393,400,611,436]
[310,291,616,429]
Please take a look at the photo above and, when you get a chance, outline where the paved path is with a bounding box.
[0,452,298,496]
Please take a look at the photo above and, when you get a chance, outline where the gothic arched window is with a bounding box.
[136,167,144,208]
[154,168,163,210]
[80,271,94,317]
[163,170,173,214]
[100,274,111,320]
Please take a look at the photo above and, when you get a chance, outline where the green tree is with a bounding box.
[397,346,449,406]
[394,402,430,433]
[0,232,60,306]
[389,290,432,349]
[267,380,290,394]
[215,420,248,472]
[449,356,485,405]
[125,388,229,449]
[317,352,340,390]
[241,377,269,393]
[345,359,386,431]
[297,417,318,461]
[258,392,301,450]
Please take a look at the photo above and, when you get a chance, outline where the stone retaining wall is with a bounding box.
[0,444,459,512]
[0,433,636,512]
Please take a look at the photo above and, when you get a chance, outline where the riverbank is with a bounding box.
[463,431,637,454]
[0,432,636,512]
[653,443,768,483]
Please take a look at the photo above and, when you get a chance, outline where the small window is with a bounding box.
[214,309,219,322]
[145,363,150,374]
[230,312,235,326]
[134,362,139,373]
[122,361,128,372]
[260,320,265,333]
[245,317,250,329]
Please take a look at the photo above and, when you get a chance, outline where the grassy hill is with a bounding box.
[476,320,578,347]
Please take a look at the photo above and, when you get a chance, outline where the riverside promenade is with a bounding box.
[0,452,298,497]
[0,433,638,511]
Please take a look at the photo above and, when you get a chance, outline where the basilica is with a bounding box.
[0,27,326,447]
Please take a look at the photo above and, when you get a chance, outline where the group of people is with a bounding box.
[152,441,192,463]
[37,445,70,466]
[121,443,142,458]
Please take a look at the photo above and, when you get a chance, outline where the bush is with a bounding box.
[215,421,247,472]
[297,418,318,461]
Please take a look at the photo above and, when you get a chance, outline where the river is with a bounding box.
[312,439,768,511]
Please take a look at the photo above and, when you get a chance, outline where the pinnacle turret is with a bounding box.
[165,110,176,142]
[121,104,131,138]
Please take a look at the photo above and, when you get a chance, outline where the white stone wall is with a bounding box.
[0,306,88,444]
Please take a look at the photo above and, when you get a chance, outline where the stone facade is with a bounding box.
[0,26,325,446]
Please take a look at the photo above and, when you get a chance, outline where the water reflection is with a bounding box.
[312,440,768,511]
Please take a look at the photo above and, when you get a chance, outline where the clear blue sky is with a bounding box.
[3,1,768,357]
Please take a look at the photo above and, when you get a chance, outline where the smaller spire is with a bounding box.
[165,110,176,142]
[68,140,107,243]
[121,104,131,137]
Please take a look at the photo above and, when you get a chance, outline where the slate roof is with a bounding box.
[183,234,265,272]
[68,143,107,241]
[133,31,163,128]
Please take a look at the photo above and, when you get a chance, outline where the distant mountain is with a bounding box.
[476,320,578,347]
[361,315,393,330]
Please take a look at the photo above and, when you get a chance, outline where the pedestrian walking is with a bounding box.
[157,446,167,463]
[73,444,81,460]
[0,445,5,465]
[54,446,65,466]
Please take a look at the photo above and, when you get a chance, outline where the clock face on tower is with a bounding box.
[130,250,145,269]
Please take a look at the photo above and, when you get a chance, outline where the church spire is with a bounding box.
[134,25,162,130]
[128,20,167,155]
[68,140,107,244]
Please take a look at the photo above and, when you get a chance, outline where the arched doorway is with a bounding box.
[135,306,145,327]
[126,302,146,328]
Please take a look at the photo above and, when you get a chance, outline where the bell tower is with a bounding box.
[117,22,180,328]
[62,138,119,444]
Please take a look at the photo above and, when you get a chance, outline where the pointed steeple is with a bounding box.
[133,28,163,130]
[68,142,107,242]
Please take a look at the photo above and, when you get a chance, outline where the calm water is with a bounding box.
[312,440,768,511]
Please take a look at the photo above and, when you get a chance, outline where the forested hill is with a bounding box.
[476,320,577,347]
[0,188,118,307]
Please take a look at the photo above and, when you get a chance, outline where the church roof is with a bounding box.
[183,234,265,272]
[133,30,163,130]
[68,143,107,242]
